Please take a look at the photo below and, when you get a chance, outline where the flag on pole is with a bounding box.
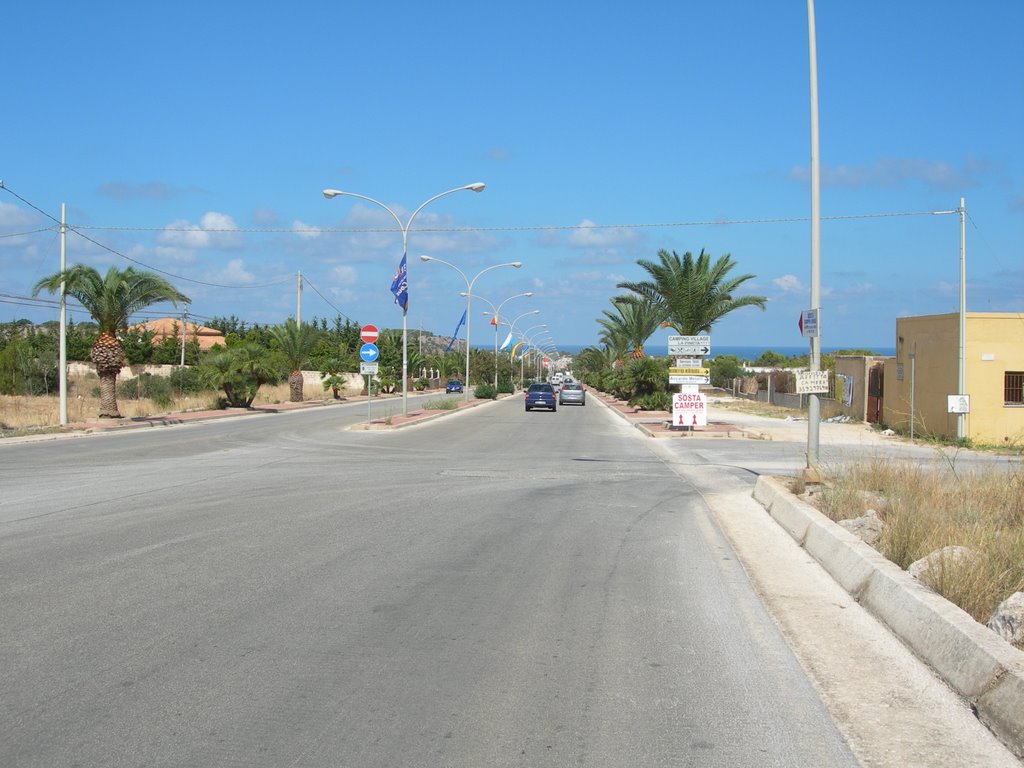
[489,315,498,326]
[443,310,467,354]
[499,331,514,351]
[511,341,525,359]
[390,254,408,312]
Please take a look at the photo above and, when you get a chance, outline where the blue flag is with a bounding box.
[390,254,408,312]
[444,310,467,354]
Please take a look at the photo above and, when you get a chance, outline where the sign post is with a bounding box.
[360,324,379,344]
[360,341,380,424]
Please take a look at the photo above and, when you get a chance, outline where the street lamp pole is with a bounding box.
[420,256,522,400]
[478,293,533,387]
[322,182,485,415]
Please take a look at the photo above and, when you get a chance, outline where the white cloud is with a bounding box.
[208,258,256,285]
[773,274,803,292]
[292,220,321,240]
[157,211,244,250]
[568,219,640,248]
[788,155,987,192]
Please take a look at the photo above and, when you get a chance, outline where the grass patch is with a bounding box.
[814,456,1023,640]
[423,397,459,411]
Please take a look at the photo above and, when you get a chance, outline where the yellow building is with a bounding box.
[881,313,1024,445]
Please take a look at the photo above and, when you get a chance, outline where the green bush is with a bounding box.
[424,397,458,410]
[117,373,174,408]
[630,391,672,411]
[473,383,497,400]
[169,366,205,394]
[497,378,515,394]
[413,377,429,391]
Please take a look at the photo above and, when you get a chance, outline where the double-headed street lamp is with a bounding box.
[420,255,522,400]
[322,183,485,415]
[476,294,534,387]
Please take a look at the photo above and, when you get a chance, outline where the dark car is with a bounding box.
[445,379,464,393]
[558,382,586,406]
[524,382,557,412]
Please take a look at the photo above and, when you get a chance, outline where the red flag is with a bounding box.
[489,316,497,326]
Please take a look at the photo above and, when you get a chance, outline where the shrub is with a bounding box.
[117,373,174,408]
[169,366,205,394]
[473,383,497,399]
[497,378,515,394]
[424,397,458,410]
[413,377,429,391]
[630,391,672,411]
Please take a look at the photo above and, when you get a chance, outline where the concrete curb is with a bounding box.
[752,475,1024,758]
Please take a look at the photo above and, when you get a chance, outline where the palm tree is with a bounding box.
[596,296,663,360]
[269,319,319,402]
[200,343,282,407]
[617,249,766,335]
[33,265,190,417]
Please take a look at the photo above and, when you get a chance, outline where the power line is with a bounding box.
[301,278,352,322]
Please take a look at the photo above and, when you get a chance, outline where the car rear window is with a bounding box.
[529,384,553,393]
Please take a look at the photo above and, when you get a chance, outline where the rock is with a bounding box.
[839,509,884,546]
[880,428,896,436]
[988,592,1024,646]
[908,546,978,582]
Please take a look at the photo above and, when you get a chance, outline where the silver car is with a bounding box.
[558,382,586,406]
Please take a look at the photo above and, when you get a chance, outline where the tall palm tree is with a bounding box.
[269,319,319,402]
[596,296,663,360]
[33,265,190,418]
[617,249,766,335]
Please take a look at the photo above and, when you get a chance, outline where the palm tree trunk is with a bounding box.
[289,370,304,402]
[91,332,125,418]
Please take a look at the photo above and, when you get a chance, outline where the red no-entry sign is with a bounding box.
[360,324,379,344]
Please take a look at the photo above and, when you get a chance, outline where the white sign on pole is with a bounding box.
[799,308,819,338]
[795,370,829,394]
[672,391,707,427]
[669,375,710,385]
[674,357,704,368]
[360,362,379,375]
[668,335,711,356]
[947,395,970,414]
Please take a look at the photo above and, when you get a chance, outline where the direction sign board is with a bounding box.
[674,357,704,368]
[360,362,379,375]
[799,309,819,338]
[669,367,710,376]
[360,324,379,344]
[669,375,710,385]
[359,343,379,363]
[795,370,829,394]
[668,335,711,356]
[672,391,707,427]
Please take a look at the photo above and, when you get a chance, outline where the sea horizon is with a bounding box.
[554,343,896,361]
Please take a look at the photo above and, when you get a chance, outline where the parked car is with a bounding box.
[445,379,464,393]
[558,382,586,406]
[524,382,557,411]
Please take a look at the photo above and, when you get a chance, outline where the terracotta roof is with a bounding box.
[132,318,225,351]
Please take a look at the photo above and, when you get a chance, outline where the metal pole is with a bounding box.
[464,290,472,401]
[957,197,966,441]
[910,351,916,442]
[58,203,67,426]
[180,308,188,366]
[493,318,499,389]
[806,0,822,472]
[297,270,302,325]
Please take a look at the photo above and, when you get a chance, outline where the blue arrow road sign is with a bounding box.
[359,343,379,362]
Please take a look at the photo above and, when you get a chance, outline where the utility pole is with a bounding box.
[297,271,302,325]
[59,203,68,426]
[805,0,822,477]
[957,197,966,441]
[180,308,188,366]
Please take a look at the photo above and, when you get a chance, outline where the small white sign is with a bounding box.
[669,375,710,385]
[672,391,707,427]
[675,357,704,368]
[360,362,379,375]
[947,395,970,414]
[795,370,829,394]
[800,308,819,338]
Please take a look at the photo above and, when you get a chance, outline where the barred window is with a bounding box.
[1006,372,1024,405]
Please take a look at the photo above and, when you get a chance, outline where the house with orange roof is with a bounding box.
[133,318,225,351]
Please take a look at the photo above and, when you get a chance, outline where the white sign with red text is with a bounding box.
[672,391,707,427]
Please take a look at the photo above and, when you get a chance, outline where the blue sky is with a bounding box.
[2,1,1021,353]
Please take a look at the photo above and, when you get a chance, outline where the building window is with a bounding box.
[1006,371,1024,405]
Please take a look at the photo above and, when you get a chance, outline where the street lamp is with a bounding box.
[420,255,522,400]
[513,323,547,388]
[475,292,533,387]
[322,182,485,415]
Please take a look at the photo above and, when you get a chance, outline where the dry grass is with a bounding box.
[0,380,338,431]
[815,456,1024,639]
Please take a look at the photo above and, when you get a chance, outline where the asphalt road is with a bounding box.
[0,397,1016,766]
